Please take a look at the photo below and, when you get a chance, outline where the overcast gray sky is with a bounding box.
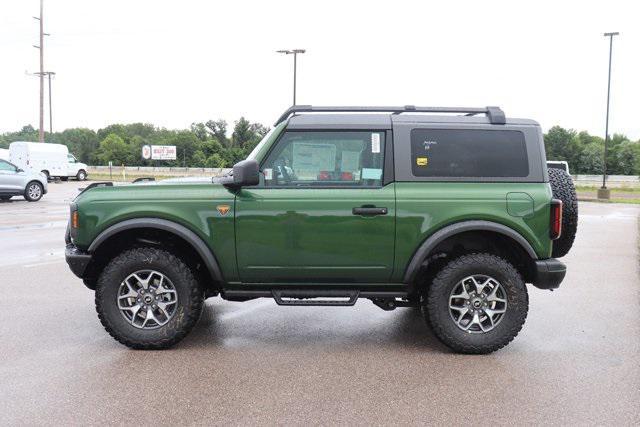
[0,0,638,138]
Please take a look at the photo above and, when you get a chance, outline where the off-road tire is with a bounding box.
[423,253,529,354]
[548,168,578,258]
[95,247,204,349]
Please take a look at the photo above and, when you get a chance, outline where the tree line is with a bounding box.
[0,118,269,169]
[543,126,640,175]
[1,121,639,174]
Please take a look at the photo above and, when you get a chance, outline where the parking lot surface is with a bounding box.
[1,182,639,425]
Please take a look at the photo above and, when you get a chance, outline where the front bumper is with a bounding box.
[65,244,92,278]
[532,258,566,290]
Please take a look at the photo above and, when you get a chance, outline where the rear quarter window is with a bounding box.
[410,129,529,178]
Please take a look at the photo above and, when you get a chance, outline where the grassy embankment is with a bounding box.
[575,185,640,204]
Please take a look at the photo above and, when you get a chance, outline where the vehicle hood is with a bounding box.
[74,177,231,203]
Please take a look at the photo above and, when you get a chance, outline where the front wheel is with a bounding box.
[95,247,204,349]
[76,170,87,181]
[423,253,529,354]
[24,181,44,202]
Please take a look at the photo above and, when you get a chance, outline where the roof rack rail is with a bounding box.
[274,105,506,126]
[132,177,155,183]
[78,181,113,195]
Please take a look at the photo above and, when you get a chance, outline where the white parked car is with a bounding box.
[9,141,88,181]
[0,159,48,201]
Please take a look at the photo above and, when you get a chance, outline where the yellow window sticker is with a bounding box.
[416,157,428,166]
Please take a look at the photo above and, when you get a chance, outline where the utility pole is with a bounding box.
[32,0,50,142]
[599,32,619,200]
[45,71,55,133]
[26,70,55,134]
[276,49,306,105]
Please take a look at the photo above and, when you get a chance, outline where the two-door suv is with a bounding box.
[65,105,577,354]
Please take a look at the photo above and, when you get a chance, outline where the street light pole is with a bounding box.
[601,32,619,196]
[277,49,306,105]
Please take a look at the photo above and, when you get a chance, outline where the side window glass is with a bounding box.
[0,160,16,172]
[262,131,385,187]
[410,129,528,178]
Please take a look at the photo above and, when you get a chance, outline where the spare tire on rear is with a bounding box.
[548,168,578,258]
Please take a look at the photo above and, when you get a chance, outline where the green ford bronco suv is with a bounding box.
[65,105,577,354]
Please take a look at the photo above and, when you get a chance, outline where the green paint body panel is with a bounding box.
[392,182,553,281]
[506,192,535,218]
[73,180,552,286]
[235,184,396,282]
[73,183,239,281]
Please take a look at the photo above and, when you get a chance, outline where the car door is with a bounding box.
[235,129,395,283]
[0,160,23,193]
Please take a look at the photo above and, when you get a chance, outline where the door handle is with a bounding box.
[352,206,388,216]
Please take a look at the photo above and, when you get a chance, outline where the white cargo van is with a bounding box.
[0,148,9,161]
[9,141,88,181]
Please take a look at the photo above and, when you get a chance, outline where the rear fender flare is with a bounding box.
[403,220,538,284]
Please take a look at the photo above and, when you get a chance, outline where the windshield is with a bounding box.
[247,125,279,161]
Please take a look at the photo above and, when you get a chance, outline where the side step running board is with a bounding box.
[272,289,359,306]
[220,288,413,309]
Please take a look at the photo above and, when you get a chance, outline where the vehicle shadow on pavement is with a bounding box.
[178,299,451,353]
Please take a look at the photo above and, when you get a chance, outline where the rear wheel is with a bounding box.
[423,253,528,354]
[24,181,43,202]
[95,247,204,349]
[548,168,578,258]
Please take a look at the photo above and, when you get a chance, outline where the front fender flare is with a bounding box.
[403,220,538,284]
[88,218,224,282]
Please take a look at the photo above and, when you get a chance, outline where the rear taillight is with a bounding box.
[550,199,562,240]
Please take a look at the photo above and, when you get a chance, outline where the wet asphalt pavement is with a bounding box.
[1,182,639,425]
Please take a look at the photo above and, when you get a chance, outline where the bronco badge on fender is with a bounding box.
[217,204,230,215]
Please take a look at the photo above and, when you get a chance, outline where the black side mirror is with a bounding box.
[230,159,260,187]
[16,168,24,173]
